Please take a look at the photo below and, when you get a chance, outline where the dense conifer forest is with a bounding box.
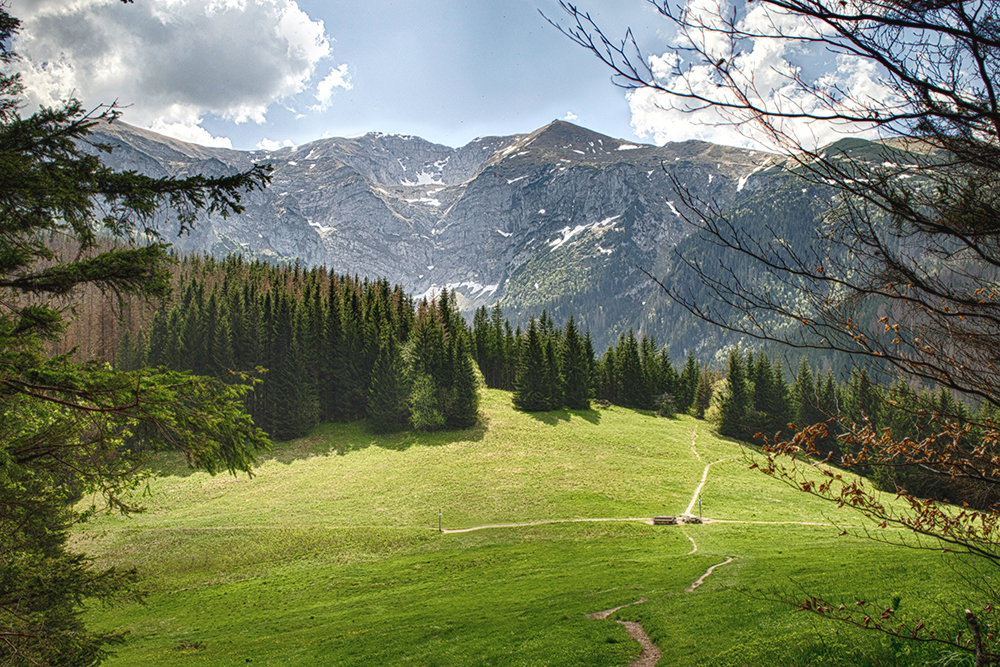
[114,254,479,439]
[74,249,994,512]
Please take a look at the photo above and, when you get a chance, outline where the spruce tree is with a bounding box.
[848,368,881,430]
[617,329,646,409]
[367,327,409,433]
[694,367,714,419]
[678,353,699,412]
[513,318,548,411]
[0,7,271,660]
[597,346,620,404]
[720,348,752,438]
[320,276,349,421]
[793,359,823,429]
[583,328,597,397]
[562,315,591,409]
[448,335,481,428]
[543,337,564,410]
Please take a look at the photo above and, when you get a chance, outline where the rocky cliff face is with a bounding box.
[89,119,783,351]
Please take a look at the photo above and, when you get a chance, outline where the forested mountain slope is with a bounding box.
[88,119,896,355]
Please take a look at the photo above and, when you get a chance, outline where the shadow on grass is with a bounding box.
[144,451,200,478]
[257,414,492,464]
[144,416,493,476]
[525,407,602,426]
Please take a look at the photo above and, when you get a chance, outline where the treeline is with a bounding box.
[109,252,993,510]
[469,306,714,416]
[118,255,480,440]
[482,305,995,508]
[718,350,999,507]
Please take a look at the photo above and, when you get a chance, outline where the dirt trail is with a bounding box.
[684,425,726,516]
[685,557,736,592]
[586,554,737,666]
[683,459,725,517]
[587,600,659,667]
[683,530,698,555]
[587,598,649,621]
[440,518,650,534]
[582,427,738,666]
[616,621,661,667]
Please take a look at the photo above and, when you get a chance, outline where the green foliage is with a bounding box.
[0,7,272,663]
[128,265,480,437]
[408,374,445,431]
[562,316,591,409]
[368,328,409,433]
[513,318,549,411]
[447,335,481,428]
[719,348,751,438]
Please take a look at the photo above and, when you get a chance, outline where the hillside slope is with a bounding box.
[76,390,961,666]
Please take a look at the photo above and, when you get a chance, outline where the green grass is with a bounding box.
[75,390,971,666]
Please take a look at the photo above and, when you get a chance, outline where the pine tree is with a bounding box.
[583,328,597,397]
[367,327,409,433]
[597,345,620,404]
[202,289,235,376]
[562,315,591,409]
[617,329,646,409]
[320,276,349,421]
[720,348,752,438]
[0,7,271,660]
[793,359,823,429]
[543,337,564,410]
[751,354,791,437]
[694,367,714,419]
[640,334,660,408]
[448,335,481,428]
[847,368,880,429]
[678,353,699,412]
[513,318,548,411]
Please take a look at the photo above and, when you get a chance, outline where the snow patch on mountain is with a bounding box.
[549,214,622,251]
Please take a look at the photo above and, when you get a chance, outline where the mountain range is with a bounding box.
[89,119,810,355]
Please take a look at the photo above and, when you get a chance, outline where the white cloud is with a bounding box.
[149,117,234,149]
[629,1,896,150]
[312,63,352,111]
[13,0,338,143]
[562,111,578,121]
[255,137,295,150]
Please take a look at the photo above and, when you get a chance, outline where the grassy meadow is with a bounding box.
[75,390,972,666]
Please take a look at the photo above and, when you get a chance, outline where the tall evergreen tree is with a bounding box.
[0,7,271,660]
[367,326,409,433]
[694,367,714,419]
[617,329,647,409]
[448,335,481,428]
[678,353,699,412]
[562,315,591,409]
[847,368,880,430]
[597,345,620,404]
[543,337,564,410]
[793,359,823,429]
[513,318,549,411]
[720,348,752,438]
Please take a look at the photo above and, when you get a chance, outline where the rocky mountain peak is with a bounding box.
[87,119,797,351]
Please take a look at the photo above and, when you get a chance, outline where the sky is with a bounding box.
[9,0,891,151]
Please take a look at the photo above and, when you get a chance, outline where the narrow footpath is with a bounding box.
[584,425,736,667]
[430,424,827,666]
